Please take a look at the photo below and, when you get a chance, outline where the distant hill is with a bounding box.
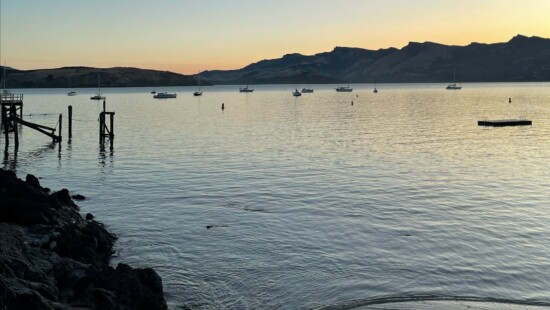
[0,66,204,88]
[199,35,550,84]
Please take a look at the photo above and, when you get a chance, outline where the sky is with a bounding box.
[1,0,549,74]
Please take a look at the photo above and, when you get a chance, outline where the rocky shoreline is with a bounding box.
[0,169,167,309]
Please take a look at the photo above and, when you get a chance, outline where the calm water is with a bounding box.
[3,83,550,309]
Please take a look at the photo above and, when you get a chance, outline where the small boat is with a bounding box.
[301,88,313,93]
[67,91,77,96]
[194,71,202,96]
[154,92,177,99]
[292,89,302,97]
[446,84,462,90]
[336,86,353,92]
[239,86,254,93]
[446,69,462,90]
[90,94,105,100]
[151,90,156,94]
[373,88,378,93]
[90,74,105,100]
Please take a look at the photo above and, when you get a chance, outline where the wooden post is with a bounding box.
[109,112,114,139]
[57,114,62,143]
[99,112,105,144]
[11,104,18,149]
[68,105,72,139]
[103,100,106,113]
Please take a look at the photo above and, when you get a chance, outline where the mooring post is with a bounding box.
[68,105,72,139]
[99,112,105,144]
[109,112,114,139]
[103,100,106,113]
[11,104,19,149]
[57,114,62,143]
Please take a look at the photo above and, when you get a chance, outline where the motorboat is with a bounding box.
[90,94,105,100]
[301,88,313,93]
[153,92,177,99]
[68,91,77,96]
[336,86,353,92]
[193,91,202,96]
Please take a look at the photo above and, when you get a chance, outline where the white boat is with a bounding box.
[67,91,77,96]
[336,86,353,92]
[154,92,177,99]
[301,88,313,93]
[90,74,106,100]
[292,89,301,97]
[446,70,462,90]
[194,71,202,96]
[239,86,254,93]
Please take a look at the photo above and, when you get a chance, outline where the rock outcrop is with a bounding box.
[0,169,167,310]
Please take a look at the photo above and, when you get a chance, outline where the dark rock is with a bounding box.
[72,194,86,201]
[86,213,94,220]
[26,173,42,190]
[0,169,168,310]
[48,188,77,209]
[137,268,164,294]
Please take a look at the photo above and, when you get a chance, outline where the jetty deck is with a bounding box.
[478,119,532,127]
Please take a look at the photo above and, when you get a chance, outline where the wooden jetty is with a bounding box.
[478,119,532,127]
[1,93,23,120]
[2,92,61,149]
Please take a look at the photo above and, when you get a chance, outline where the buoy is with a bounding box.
[221,103,225,110]
[351,101,354,106]
[509,98,512,103]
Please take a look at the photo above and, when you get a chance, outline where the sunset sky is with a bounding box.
[1,0,549,74]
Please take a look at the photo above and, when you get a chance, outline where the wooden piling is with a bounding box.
[68,105,72,139]
[109,112,114,139]
[99,112,104,143]
[56,114,62,143]
[11,104,18,149]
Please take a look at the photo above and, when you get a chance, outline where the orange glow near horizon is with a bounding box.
[1,0,549,74]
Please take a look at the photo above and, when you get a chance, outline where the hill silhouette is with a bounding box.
[199,35,550,84]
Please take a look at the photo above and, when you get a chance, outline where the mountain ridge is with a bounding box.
[200,34,550,84]
[1,35,549,88]
[0,66,204,88]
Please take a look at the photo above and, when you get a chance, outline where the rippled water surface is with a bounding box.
[3,83,550,309]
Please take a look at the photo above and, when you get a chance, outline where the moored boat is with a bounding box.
[293,89,302,97]
[153,92,177,99]
[239,86,254,93]
[336,86,353,92]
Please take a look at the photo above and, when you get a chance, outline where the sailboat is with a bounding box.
[193,71,202,96]
[90,74,106,100]
[239,81,254,92]
[292,89,302,97]
[446,69,462,90]
[373,77,378,93]
[67,78,77,96]
[239,85,254,93]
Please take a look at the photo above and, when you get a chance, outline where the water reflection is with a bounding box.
[2,142,57,171]
[99,140,114,168]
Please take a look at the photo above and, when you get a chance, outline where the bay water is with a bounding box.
[3,83,550,309]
